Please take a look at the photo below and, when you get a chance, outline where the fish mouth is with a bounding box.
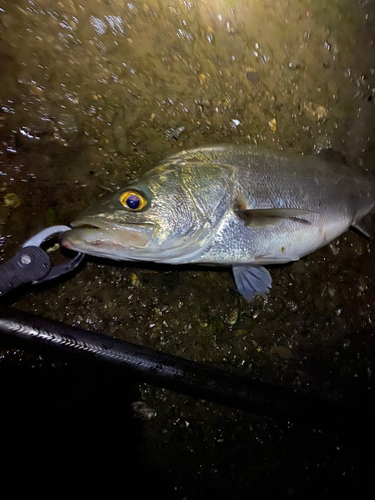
[61,217,156,258]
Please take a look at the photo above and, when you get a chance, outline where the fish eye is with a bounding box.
[119,190,147,211]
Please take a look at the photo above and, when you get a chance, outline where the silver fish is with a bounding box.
[62,145,375,301]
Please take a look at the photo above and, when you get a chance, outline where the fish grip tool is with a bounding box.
[0,226,84,296]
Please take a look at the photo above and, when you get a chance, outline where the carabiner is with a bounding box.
[0,226,84,296]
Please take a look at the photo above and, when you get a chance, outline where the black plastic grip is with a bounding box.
[0,247,51,296]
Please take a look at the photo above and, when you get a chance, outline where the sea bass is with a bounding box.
[62,145,375,301]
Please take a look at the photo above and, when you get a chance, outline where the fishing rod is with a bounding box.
[0,226,370,433]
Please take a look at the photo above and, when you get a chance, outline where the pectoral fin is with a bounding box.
[235,208,315,227]
[233,265,272,302]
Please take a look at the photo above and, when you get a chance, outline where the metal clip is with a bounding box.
[0,226,84,296]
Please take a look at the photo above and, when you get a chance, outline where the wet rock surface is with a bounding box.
[1,0,375,497]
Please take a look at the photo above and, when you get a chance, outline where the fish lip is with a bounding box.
[62,217,157,251]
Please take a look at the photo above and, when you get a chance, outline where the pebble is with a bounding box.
[274,345,293,360]
[3,193,21,208]
[246,68,260,83]
[227,308,239,325]
[130,273,141,288]
[303,101,327,120]
[269,118,277,132]
[131,401,157,420]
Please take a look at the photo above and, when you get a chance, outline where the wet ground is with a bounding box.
[1,0,375,497]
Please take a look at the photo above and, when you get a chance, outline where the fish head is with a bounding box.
[61,161,236,263]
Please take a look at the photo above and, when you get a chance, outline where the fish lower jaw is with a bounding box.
[61,238,147,266]
[63,219,156,251]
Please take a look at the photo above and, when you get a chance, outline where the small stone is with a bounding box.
[3,193,21,208]
[199,73,206,84]
[234,329,247,336]
[225,20,235,33]
[130,273,141,287]
[269,118,277,132]
[165,126,185,140]
[227,308,239,325]
[329,241,340,256]
[303,101,327,120]
[274,346,293,360]
[131,401,157,420]
[246,68,260,84]
[286,301,298,312]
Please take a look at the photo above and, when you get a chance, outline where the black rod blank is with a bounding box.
[0,307,365,432]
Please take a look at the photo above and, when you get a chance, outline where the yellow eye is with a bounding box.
[119,191,147,211]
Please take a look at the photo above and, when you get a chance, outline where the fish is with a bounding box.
[61,144,375,302]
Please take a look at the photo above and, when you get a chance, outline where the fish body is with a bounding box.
[62,145,375,301]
